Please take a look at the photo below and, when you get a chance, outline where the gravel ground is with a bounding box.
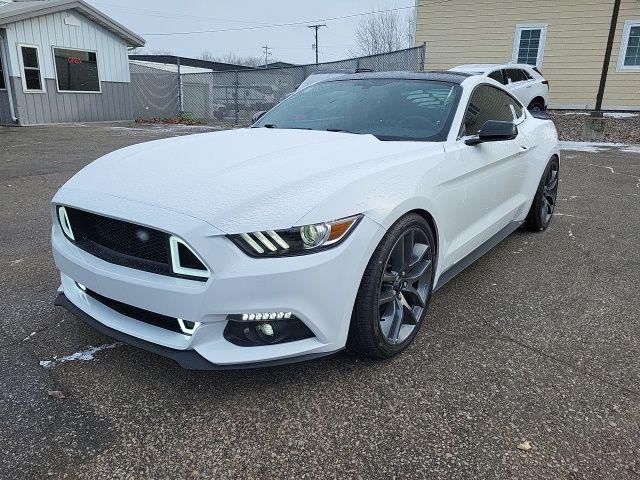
[1,123,639,479]
[548,111,640,144]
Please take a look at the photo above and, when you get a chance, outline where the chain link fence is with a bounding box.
[130,62,181,119]
[131,45,426,126]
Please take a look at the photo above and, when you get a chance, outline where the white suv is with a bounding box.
[450,63,549,112]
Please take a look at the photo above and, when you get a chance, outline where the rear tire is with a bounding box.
[527,99,546,112]
[525,156,559,231]
[348,214,436,358]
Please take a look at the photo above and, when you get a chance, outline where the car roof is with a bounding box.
[312,70,473,85]
[452,63,536,73]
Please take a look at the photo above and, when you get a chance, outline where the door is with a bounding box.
[505,68,534,107]
[442,84,531,267]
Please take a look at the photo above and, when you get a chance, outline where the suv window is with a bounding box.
[488,69,507,85]
[506,68,527,83]
[461,85,524,137]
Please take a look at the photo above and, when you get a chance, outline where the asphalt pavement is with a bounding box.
[1,123,638,479]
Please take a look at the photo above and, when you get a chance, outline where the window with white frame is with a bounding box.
[19,45,44,92]
[618,20,640,71]
[513,24,548,67]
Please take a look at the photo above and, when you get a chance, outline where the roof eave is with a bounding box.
[0,0,145,47]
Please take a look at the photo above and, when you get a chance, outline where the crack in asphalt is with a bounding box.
[438,323,640,398]
[588,163,640,189]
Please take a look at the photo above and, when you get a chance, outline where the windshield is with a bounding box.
[254,78,461,142]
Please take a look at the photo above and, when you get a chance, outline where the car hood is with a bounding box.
[59,128,443,233]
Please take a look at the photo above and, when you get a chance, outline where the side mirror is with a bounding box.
[252,111,267,124]
[465,120,518,146]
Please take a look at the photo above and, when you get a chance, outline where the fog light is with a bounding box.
[224,313,313,346]
[177,318,200,335]
[257,323,274,336]
[75,281,87,291]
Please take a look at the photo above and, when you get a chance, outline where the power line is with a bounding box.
[140,3,443,36]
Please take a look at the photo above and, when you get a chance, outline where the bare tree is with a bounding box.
[354,8,415,56]
[199,51,268,67]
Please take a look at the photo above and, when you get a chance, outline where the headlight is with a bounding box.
[229,214,362,257]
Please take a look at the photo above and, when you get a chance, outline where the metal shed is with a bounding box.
[0,0,144,125]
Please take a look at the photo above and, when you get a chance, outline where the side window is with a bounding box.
[19,45,44,92]
[521,69,533,80]
[461,85,523,137]
[505,68,525,84]
[488,69,507,85]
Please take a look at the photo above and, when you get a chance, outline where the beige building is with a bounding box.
[415,0,640,111]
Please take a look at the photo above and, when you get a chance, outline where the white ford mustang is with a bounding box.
[52,72,559,369]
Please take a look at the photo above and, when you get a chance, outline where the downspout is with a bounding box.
[0,32,18,123]
[594,0,622,114]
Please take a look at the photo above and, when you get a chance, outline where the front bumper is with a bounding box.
[51,194,385,368]
[54,293,339,370]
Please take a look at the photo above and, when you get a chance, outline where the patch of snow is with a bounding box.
[39,343,122,369]
[23,332,36,341]
[604,112,638,119]
[554,112,637,119]
[10,258,24,265]
[560,141,640,153]
[108,125,220,134]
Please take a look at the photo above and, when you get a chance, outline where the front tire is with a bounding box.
[525,156,559,231]
[348,214,435,358]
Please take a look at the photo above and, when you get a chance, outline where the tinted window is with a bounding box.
[20,46,42,91]
[517,28,542,65]
[506,68,527,83]
[255,79,462,142]
[624,25,640,66]
[54,48,100,92]
[488,69,507,85]
[462,85,523,137]
[0,52,5,90]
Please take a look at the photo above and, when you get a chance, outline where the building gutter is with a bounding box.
[594,0,622,114]
[0,32,17,123]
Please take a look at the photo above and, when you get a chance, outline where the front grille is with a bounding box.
[86,288,185,334]
[61,207,207,281]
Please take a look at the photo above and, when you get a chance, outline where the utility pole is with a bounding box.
[307,24,326,65]
[262,45,271,68]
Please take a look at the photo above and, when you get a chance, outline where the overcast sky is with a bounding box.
[85,0,414,64]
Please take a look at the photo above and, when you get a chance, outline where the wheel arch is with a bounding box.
[373,204,442,277]
[528,96,546,109]
[406,208,439,259]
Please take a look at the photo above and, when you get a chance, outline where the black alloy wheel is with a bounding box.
[378,228,432,345]
[349,214,436,358]
[525,156,560,231]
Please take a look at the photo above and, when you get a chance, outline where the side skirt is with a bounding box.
[434,221,522,291]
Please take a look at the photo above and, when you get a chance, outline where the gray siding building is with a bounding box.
[0,0,144,125]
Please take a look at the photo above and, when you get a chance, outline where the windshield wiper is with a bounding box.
[325,128,358,134]
[262,123,278,128]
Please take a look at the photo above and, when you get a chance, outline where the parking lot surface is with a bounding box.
[1,123,639,479]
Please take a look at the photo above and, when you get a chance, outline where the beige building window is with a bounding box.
[512,24,548,68]
[618,20,640,71]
